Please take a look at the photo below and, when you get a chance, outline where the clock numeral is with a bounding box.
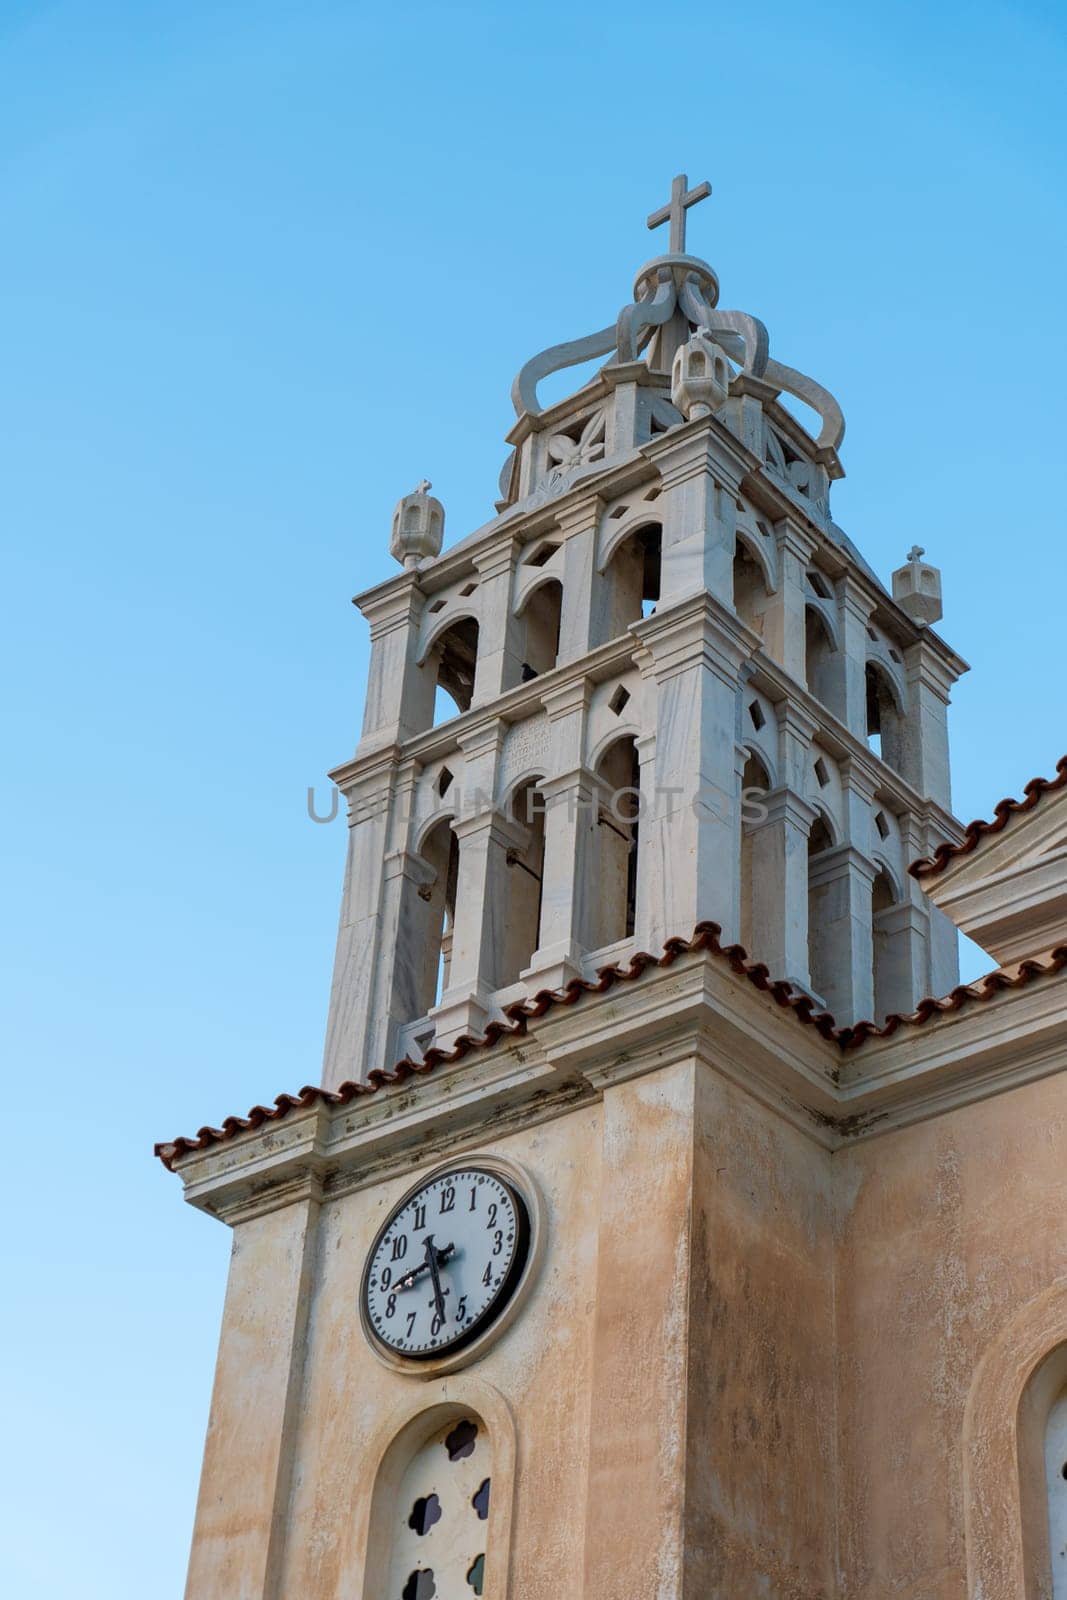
[413,1202,426,1230]
[492,1229,504,1256]
[430,1312,444,1337]
[439,1185,456,1214]
[482,1262,493,1287]
[385,1294,397,1319]
[455,1296,468,1323]
[469,1185,478,1212]
[390,1234,408,1262]
[406,1312,417,1337]
[487,1202,498,1228]
[380,1266,392,1290]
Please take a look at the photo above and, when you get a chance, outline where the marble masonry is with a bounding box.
[158,177,1067,1599]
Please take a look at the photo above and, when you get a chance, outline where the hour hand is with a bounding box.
[394,1241,454,1291]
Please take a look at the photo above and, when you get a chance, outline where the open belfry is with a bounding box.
[158,178,1067,1599]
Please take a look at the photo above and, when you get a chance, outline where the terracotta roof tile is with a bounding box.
[154,924,1067,1170]
[910,755,1067,880]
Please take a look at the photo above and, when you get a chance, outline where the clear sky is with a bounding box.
[2,1,1065,1593]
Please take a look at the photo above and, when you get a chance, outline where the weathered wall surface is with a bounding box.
[686,1067,836,1600]
[834,1070,1067,1599]
[275,1102,605,1600]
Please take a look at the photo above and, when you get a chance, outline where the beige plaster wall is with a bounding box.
[834,1070,1067,1599]
[685,1067,836,1599]
[275,1102,605,1600]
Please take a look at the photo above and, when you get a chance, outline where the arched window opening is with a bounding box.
[871,869,907,1023]
[496,781,547,988]
[1015,1344,1067,1597]
[740,751,771,953]
[591,737,640,949]
[605,524,661,637]
[1045,1382,1067,1596]
[432,618,480,725]
[807,814,835,1006]
[805,606,840,714]
[733,545,769,639]
[866,662,905,772]
[410,818,460,1020]
[520,579,562,680]
[384,1415,493,1600]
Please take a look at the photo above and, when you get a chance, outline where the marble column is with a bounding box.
[766,516,816,684]
[471,536,524,701]
[357,573,434,744]
[901,638,957,809]
[745,786,818,987]
[634,592,755,950]
[654,427,746,608]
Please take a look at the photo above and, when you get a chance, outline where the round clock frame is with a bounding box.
[359,1154,544,1375]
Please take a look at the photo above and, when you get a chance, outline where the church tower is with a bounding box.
[161,181,1067,1598]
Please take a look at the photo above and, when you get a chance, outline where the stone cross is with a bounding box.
[415,478,432,495]
[647,173,712,254]
[907,544,925,567]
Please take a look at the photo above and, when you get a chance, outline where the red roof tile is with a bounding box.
[155,924,1067,1170]
[910,755,1067,880]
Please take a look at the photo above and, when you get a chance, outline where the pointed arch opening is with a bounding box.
[591,735,641,950]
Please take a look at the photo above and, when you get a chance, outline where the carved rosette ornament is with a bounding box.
[390,479,445,569]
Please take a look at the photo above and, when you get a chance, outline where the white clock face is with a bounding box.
[362,1167,529,1359]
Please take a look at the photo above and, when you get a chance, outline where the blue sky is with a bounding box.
[2,1,1065,1593]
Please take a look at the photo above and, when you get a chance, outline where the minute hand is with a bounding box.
[423,1232,447,1323]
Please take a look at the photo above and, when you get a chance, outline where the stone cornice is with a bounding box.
[163,940,1067,1224]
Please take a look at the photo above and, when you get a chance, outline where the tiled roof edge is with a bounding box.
[910,756,1067,880]
[154,926,1067,1170]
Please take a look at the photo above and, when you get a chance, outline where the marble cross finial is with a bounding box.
[907,544,925,566]
[415,478,432,495]
[647,173,712,254]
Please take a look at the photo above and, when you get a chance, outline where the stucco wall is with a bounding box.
[686,1068,836,1599]
[834,1070,1067,1599]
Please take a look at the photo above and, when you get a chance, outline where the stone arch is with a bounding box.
[357,1380,517,1600]
[516,575,563,678]
[495,776,548,988]
[740,747,773,954]
[597,509,663,574]
[405,814,460,1019]
[806,807,838,1006]
[962,1279,1067,1598]
[417,613,481,721]
[733,537,772,638]
[590,733,641,950]
[805,604,843,716]
[735,519,778,595]
[865,659,906,772]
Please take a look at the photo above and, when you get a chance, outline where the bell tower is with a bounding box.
[322,172,965,1092]
[161,179,1033,1600]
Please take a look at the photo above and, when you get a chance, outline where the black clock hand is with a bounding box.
[394,1241,454,1292]
[423,1232,448,1324]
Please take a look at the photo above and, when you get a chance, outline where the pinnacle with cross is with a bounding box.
[647,173,712,254]
[907,545,925,567]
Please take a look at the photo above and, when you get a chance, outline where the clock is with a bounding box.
[361,1162,533,1363]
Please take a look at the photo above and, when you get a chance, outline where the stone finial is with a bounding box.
[892,544,943,626]
[671,327,731,420]
[390,480,445,569]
